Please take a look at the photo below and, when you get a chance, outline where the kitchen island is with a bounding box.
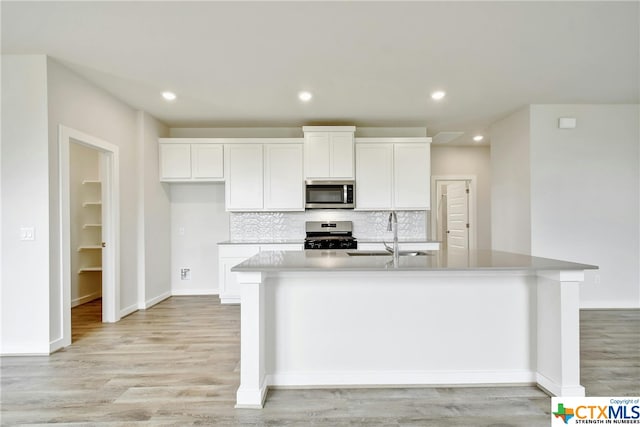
[232,249,597,408]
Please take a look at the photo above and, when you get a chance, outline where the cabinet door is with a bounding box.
[160,143,191,180]
[304,132,330,179]
[226,144,263,211]
[393,143,430,209]
[355,143,393,209]
[264,144,304,211]
[329,132,354,179]
[192,144,223,179]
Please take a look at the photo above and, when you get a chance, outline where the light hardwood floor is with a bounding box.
[1,296,638,426]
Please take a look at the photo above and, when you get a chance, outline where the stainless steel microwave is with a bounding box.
[305,180,355,209]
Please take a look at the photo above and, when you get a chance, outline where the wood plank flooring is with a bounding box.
[1,296,638,426]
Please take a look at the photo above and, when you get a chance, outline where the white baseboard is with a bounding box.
[171,288,219,296]
[71,291,102,308]
[266,370,536,388]
[235,378,269,408]
[49,337,66,353]
[536,373,585,397]
[580,301,640,309]
[0,342,50,356]
[119,303,138,318]
[142,291,171,309]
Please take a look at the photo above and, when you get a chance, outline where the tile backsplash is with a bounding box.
[230,210,427,242]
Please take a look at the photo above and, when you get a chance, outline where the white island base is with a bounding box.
[234,251,593,408]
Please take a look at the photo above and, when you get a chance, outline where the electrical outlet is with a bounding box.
[178,227,185,236]
[180,268,191,280]
[594,274,601,285]
[20,227,35,241]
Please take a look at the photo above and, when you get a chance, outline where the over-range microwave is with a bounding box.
[305,180,355,209]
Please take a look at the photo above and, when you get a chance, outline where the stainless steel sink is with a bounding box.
[346,251,433,257]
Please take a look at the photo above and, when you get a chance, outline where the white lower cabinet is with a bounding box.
[218,243,302,304]
[219,245,260,304]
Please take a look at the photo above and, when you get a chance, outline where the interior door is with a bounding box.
[446,182,469,250]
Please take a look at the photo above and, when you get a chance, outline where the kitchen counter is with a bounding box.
[219,239,439,245]
[234,250,596,408]
[232,249,596,272]
[218,239,303,245]
[356,238,440,244]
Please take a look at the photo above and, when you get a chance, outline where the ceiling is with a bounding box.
[2,1,638,145]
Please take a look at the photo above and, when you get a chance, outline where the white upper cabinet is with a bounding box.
[355,138,431,210]
[160,143,191,180]
[225,141,305,212]
[304,132,331,178]
[303,126,355,179]
[192,144,224,179]
[159,139,224,181]
[393,143,430,209]
[225,144,264,211]
[264,144,304,211]
[355,144,393,209]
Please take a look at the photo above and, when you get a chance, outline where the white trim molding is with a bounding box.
[431,174,478,250]
[59,125,121,352]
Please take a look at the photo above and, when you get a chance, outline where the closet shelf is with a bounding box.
[82,180,101,185]
[78,267,102,274]
[82,201,102,207]
[83,223,102,229]
[77,245,102,251]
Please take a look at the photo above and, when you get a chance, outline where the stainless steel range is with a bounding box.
[304,221,358,250]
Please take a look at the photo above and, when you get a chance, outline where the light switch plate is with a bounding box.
[20,227,35,241]
[558,117,577,129]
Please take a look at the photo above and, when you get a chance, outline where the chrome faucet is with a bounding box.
[385,211,399,264]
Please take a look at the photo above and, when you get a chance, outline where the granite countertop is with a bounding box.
[219,239,439,245]
[357,239,440,244]
[232,249,598,272]
[218,239,304,245]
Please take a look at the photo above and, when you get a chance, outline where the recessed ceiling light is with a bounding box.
[298,91,312,102]
[162,91,176,101]
[431,90,446,100]
[473,135,484,142]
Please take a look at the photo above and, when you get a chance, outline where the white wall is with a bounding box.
[490,104,639,309]
[138,112,171,308]
[170,184,229,295]
[1,55,51,354]
[47,58,141,345]
[2,55,172,354]
[70,143,101,306]
[489,107,532,254]
[431,145,492,249]
[529,105,639,308]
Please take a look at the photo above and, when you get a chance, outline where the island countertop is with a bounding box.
[231,249,598,273]
[234,248,595,408]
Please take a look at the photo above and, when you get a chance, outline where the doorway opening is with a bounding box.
[59,125,120,349]
[69,142,103,339]
[431,175,477,250]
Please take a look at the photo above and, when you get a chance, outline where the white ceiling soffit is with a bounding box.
[1,1,638,145]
